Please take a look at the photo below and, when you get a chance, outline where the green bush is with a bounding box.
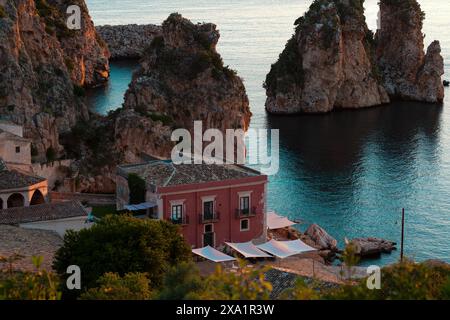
[326,260,450,300]
[46,146,57,162]
[157,262,204,300]
[0,5,7,19]
[53,215,192,296]
[79,272,153,300]
[0,256,61,300]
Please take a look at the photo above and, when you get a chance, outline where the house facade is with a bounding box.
[0,121,32,169]
[117,160,268,248]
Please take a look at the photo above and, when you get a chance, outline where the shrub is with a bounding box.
[73,84,86,97]
[128,173,146,205]
[157,262,204,300]
[0,256,61,300]
[0,5,7,19]
[53,215,191,296]
[46,146,57,162]
[326,259,450,300]
[196,260,273,300]
[79,272,153,300]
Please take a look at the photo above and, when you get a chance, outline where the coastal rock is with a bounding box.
[376,0,444,103]
[0,0,110,160]
[350,237,396,257]
[305,224,338,251]
[264,0,389,114]
[96,24,162,59]
[122,13,251,153]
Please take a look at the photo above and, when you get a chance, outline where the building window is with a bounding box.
[240,219,250,231]
[15,146,20,153]
[171,204,183,221]
[203,201,214,219]
[204,224,213,234]
[240,196,250,214]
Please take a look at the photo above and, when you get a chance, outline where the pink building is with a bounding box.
[116,160,268,248]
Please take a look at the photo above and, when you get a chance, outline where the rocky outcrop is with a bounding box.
[265,0,389,114]
[376,0,444,103]
[305,224,338,251]
[265,0,444,114]
[122,13,251,156]
[0,0,109,161]
[96,24,162,59]
[350,237,396,257]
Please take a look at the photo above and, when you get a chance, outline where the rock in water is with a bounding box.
[0,0,110,161]
[120,13,251,161]
[350,238,396,257]
[305,224,338,251]
[264,0,389,114]
[376,0,444,103]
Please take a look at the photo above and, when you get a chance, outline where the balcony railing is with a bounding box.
[170,215,189,226]
[235,207,257,219]
[199,212,220,224]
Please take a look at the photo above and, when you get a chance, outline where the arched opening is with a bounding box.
[7,193,25,208]
[0,198,3,210]
[30,190,46,206]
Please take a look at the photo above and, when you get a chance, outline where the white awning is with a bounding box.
[225,242,273,258]
[257,239,317,259]
[192,246,236,263]
[267,211,297,230]
[125,202,157,211]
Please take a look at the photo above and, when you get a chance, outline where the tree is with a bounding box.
[196,260,273,300]
[53,215,191,296]
[79,272,153,300]
[157,262,204,300]
[0,256,61,300]
[278,278,321,300]
[128,173,146,205]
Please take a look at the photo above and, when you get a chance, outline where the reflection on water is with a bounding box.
[267,102,449,265]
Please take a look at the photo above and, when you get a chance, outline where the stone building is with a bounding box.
[0,120,32,169]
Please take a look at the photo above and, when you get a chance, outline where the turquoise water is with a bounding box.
[86,0,450,265]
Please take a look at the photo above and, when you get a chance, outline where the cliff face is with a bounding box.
[120,13,251,161]
[265,0,388,114]
[0,0,109,160]
[376,0,444,103]
[265,0,444,114]
[96,24,162,60]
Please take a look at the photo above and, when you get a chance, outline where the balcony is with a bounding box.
[235,207,257,219]
[199,212,220,224]
[170,215,189,226]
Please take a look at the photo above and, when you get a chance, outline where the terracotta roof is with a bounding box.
[118,160,263,187]
[0,201,87,225]
[0,170,46,190]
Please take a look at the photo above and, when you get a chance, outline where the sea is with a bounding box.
[85,0,450,266]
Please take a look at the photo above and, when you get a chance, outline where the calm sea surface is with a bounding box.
[86,0,450,265]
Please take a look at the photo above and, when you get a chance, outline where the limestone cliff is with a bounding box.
[376,0,444,103]
[120,13,251,161]
[96,24,162,60]
[0,0,109,161]
[265,0,389,114]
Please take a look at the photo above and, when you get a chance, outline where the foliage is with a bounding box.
[46,146,57,162]
[128,173,146,205]
[148,113,173,126]
[91,205,119,218]
[341,240,361,282]
[196,260,273,300]
[380,0,425,24]
[278,278,321,300]
[73,84,86,97]
[0,5,6,19]
[79,272,153,300]
[157,262,204,300]
[0,256,61,300]
[53,215,192,296]
[327,259,450,300]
